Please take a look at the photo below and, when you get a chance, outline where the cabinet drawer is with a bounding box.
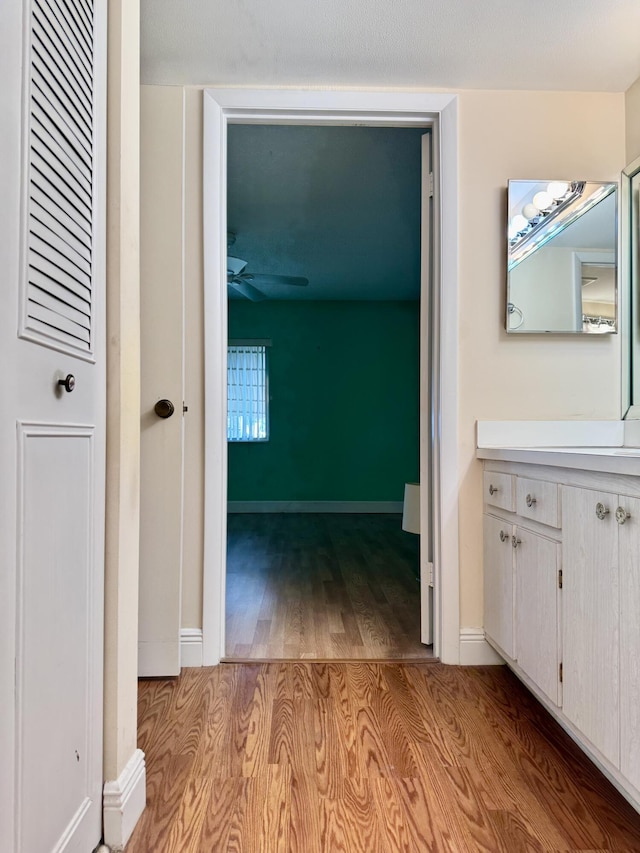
[516,477,560,528]
[483,471,515,511]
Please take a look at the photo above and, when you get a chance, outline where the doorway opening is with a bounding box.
[202,89,460,666]
[223,123,430,660]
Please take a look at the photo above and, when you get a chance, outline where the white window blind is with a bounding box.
[24,0,95,354]
[227,344,269,441]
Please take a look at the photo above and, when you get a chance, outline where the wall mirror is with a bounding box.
[506,180,617,334]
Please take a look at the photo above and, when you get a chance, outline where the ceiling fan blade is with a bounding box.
[227,256,248,276]
[228,281,267,302]
[247,274,309,287]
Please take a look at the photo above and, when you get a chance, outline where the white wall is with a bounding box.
[457,90,624,627]
[626,74,640,162]
[140,86,626,637]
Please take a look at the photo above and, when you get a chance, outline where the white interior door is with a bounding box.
[0,3,106,852]
[420,132,434,645]
[138,85,185,676]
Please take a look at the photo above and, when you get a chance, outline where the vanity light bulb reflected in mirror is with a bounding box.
[532,190,553,211]
[506,179,617,334]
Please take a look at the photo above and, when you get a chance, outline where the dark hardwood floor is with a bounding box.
[225,513,431,660]
[127,662,640,852]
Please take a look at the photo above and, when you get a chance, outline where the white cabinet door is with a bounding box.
[483,514,515,658]
[562,486,619,766]
[515,528,560,705]
[619,494,640,791]
[0,2,106,852]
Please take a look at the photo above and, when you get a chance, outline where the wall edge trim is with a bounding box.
[103,748,146,851]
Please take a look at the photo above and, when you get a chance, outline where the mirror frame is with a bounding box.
[506,180,618,335]
[622,155,640,418]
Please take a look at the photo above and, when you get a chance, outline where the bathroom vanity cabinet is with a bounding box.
[480,450,640,811]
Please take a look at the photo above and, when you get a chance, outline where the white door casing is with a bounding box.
[201,89,459,665]
[0,2,106,852]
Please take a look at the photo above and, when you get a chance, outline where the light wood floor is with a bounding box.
[127,662,640,852]
[225,513,431,661]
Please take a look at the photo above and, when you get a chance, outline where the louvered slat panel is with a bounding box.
[26,316,90,350]
[31,99,91,174]
[31,216,91,277]
[31,185,91,256]
[31,200,91,264]
[27,303,91,344]
[37,0,93,80]
[29,268,91,315]
[31,56,92,153]
[31,145,92,217]
[30,160,92,238]
[53,0,94,73]
[30,233,91,290]
[29,250,90,300]
[23,0,94,355]
[63,0,93,48]
[29,286,91,331]
[32,6,92,117]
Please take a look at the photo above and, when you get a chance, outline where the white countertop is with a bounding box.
[477,445,640,476]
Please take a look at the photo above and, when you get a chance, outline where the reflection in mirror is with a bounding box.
[622,156,640,416]
[506,180,617,334]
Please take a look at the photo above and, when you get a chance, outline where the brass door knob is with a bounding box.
[154,399,175,419]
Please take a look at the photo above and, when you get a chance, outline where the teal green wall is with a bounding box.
[227,301,420,502]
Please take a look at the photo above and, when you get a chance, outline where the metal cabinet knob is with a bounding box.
[58,374,75,393]
[616,506,631,525]
[525,493,537,508]
[489,484,499,496]
[595,502,610,520]
[154,399,175,419]
[511,535,521,549]
[499,530,509,543]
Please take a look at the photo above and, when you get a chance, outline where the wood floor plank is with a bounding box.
[127,663,640,853]
[225,513,431,660]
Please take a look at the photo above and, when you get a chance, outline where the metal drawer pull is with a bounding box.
[499,530,509,543]
[595,502,609,520]
[525,494,536,508]
[616,506,631,525]
[511,535,521,549]
[489,484,499,496]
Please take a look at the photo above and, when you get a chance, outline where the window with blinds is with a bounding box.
[24,0,94,355]
[227,343,270,442]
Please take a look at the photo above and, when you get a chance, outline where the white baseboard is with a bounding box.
[103,748,146,851]
[181,628,204,667]
[227,500,403,514]
[459,629,504,665]
[138,640,180,677]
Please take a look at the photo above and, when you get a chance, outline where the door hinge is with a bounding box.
[559,662,563,683]
[427,561,434,586]
[428,172,434,198]
[558,569,563,589]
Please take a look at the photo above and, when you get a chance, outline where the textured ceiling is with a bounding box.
[227,124,424,301]
[141,0,640,91]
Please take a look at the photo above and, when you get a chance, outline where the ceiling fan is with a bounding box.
[227,256,309,301]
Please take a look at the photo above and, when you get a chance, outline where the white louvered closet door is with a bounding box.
[0,2,106,853]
